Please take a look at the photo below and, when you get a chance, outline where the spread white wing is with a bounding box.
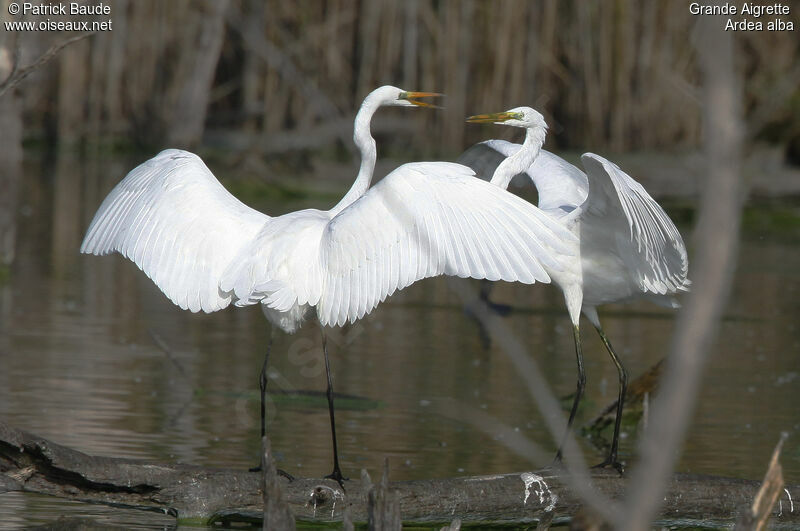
[579,153,689,295]
[82,152,578,328]
[316,161,577,326]
[80,149,270,313]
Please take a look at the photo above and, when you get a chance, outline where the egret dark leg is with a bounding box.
[249,331,272,472]
[251,330,274,472]
[592,325,627,474]
[259,331,273,440]
[250,330,293,479]
[555,324,585,462]
[322,331,347,488]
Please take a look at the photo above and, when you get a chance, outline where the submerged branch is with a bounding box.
[1,421,798,527]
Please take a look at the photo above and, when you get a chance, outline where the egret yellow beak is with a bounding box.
[399,91,443,109]
[466,111,523,123]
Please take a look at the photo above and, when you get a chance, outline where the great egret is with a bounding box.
[463,107,689,472]
[80,87,577,485]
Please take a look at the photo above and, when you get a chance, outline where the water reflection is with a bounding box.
[0,150,798,528]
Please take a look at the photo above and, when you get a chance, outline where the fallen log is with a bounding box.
[1,420,798,527]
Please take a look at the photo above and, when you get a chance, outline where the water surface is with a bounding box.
[0,150,798,528]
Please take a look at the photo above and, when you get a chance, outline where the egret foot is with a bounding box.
[325,467,348,490]
[550,454,567,473]
[592,458,624,475]
[249,464,295,481]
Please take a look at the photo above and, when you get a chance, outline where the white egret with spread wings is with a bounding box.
[80,87,576,485]
[462,107,689,471]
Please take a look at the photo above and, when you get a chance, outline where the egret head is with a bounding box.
[368,85,443,109]
[466,106,547,130]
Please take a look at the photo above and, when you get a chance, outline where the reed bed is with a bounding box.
[4,0,798,156]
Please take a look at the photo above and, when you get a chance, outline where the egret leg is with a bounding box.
[555,324,585,462]
[250,329,294,480]
[592,325,627,474]
[250,329,272,472]
[322,331,347,488]
[259,330,274,440]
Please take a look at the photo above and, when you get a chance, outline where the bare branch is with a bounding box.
[0,32,95,98]
[434,398,554,465]
[618,11,746,529]
[445,279,618,522]
[3,419,798,526]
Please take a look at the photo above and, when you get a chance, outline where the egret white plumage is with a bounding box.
[463,107,689,471]
[80,87,577,485]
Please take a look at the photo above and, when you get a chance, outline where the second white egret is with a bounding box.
[463,107,689,471]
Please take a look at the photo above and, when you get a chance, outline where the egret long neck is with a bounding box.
[490,125,546,190]
[330,100,378,216]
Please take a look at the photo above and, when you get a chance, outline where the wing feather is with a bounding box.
[316,161,576,326]
[80,149,270,313]
[474,208,515,279]
[580,153,689,294]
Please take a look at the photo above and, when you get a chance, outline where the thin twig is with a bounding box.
[0,32,95,98]
[445,278,617,522]
[618,12,746,529]
[148,328,190,382]
[435,397,553,465]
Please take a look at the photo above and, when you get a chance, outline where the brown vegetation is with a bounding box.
[3,0,798,156]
